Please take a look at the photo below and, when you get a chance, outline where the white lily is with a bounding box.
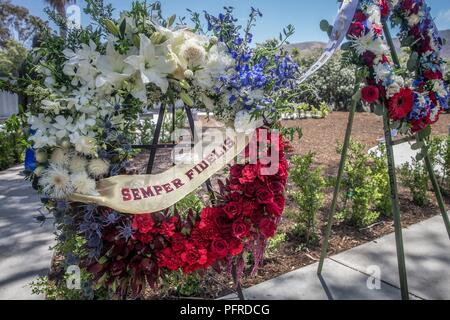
[124,34,177,93]
[95,40,133,88]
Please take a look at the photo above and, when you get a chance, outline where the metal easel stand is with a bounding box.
[132,103,245,300]
[317,21,413,300]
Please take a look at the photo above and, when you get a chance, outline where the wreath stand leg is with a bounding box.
[317,74,359,275]
[317,21,412,299]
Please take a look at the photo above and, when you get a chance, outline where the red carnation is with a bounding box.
[353,11,367,22]
[232,220,250,239]
[256,188,275,204]
[211,239,229,258]
[181,243,208,266]
[239,164,258,184]
[411,113,432,133]
[372,23,383,36]
[378,0,390,17]
[348,21,364,38]
[259,218,276,238]
[388,88,414,121]
[424,70,443,81]
[158,248,179,270]
[361,85,380,104]
[132,214,155,233]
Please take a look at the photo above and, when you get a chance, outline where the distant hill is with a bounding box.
[286,29,450,60]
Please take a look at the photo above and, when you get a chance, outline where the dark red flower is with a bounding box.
[239,164,258,184]
[211,239,229,258]
[362,51,376,67]
[229,239,244,256]
[378,0,390,17]
[242,201,257,216]
[388,88,414,121]
[256,188,274,204]
[266,195,286,217]
[424,70,443,80]
[230,165,244,178]
[181,243,208,266]
[132,214,155,233]
[259,218,276,238]
[361,85,380,103]
[348,21,365,38]
[353,11,367,22]
[232,220,250,239]
[223,202,242,219]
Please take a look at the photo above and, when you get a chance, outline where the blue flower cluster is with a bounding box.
[205,7,299,114]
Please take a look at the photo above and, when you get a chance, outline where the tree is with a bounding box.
[0,0,46,47]
[0,40,27,77]
[44,0,75,17]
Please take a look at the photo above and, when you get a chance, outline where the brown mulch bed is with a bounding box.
[134,112,450,299]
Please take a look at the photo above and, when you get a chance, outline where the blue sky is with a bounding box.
[11,0,450,43]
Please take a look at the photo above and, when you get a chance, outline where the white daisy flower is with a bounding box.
[88,158,110,177]
[69,155,88,173]
[71,171,98,195]
[39,165,73,199]
[50,149,69,167]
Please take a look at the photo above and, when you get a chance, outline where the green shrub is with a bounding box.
[161,271,201,297]
[0,115,26,170]
[266,232,287,255]
[428,136,450,195]
[289,153,325,246]
[337,140,390,227]
[399,159,429,206]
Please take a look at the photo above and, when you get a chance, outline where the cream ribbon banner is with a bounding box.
[297,0,359,84]
[70,128,252,214]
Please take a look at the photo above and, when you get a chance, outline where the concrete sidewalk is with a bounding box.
[222,215,450,300]
[0,165,54,300]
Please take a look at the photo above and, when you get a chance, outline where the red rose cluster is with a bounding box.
[88,128,288,296]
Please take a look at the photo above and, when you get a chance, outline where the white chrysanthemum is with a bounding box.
[88,158,110,177]
[50,149,69,167]
[39,165,73,199]
[432,80,447,98]
[387,83,401,98]
[69,155,88,173]
[366,5,381,25]
[71,171,98,195]
[373,63,392,83]
[180,38,207,67]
